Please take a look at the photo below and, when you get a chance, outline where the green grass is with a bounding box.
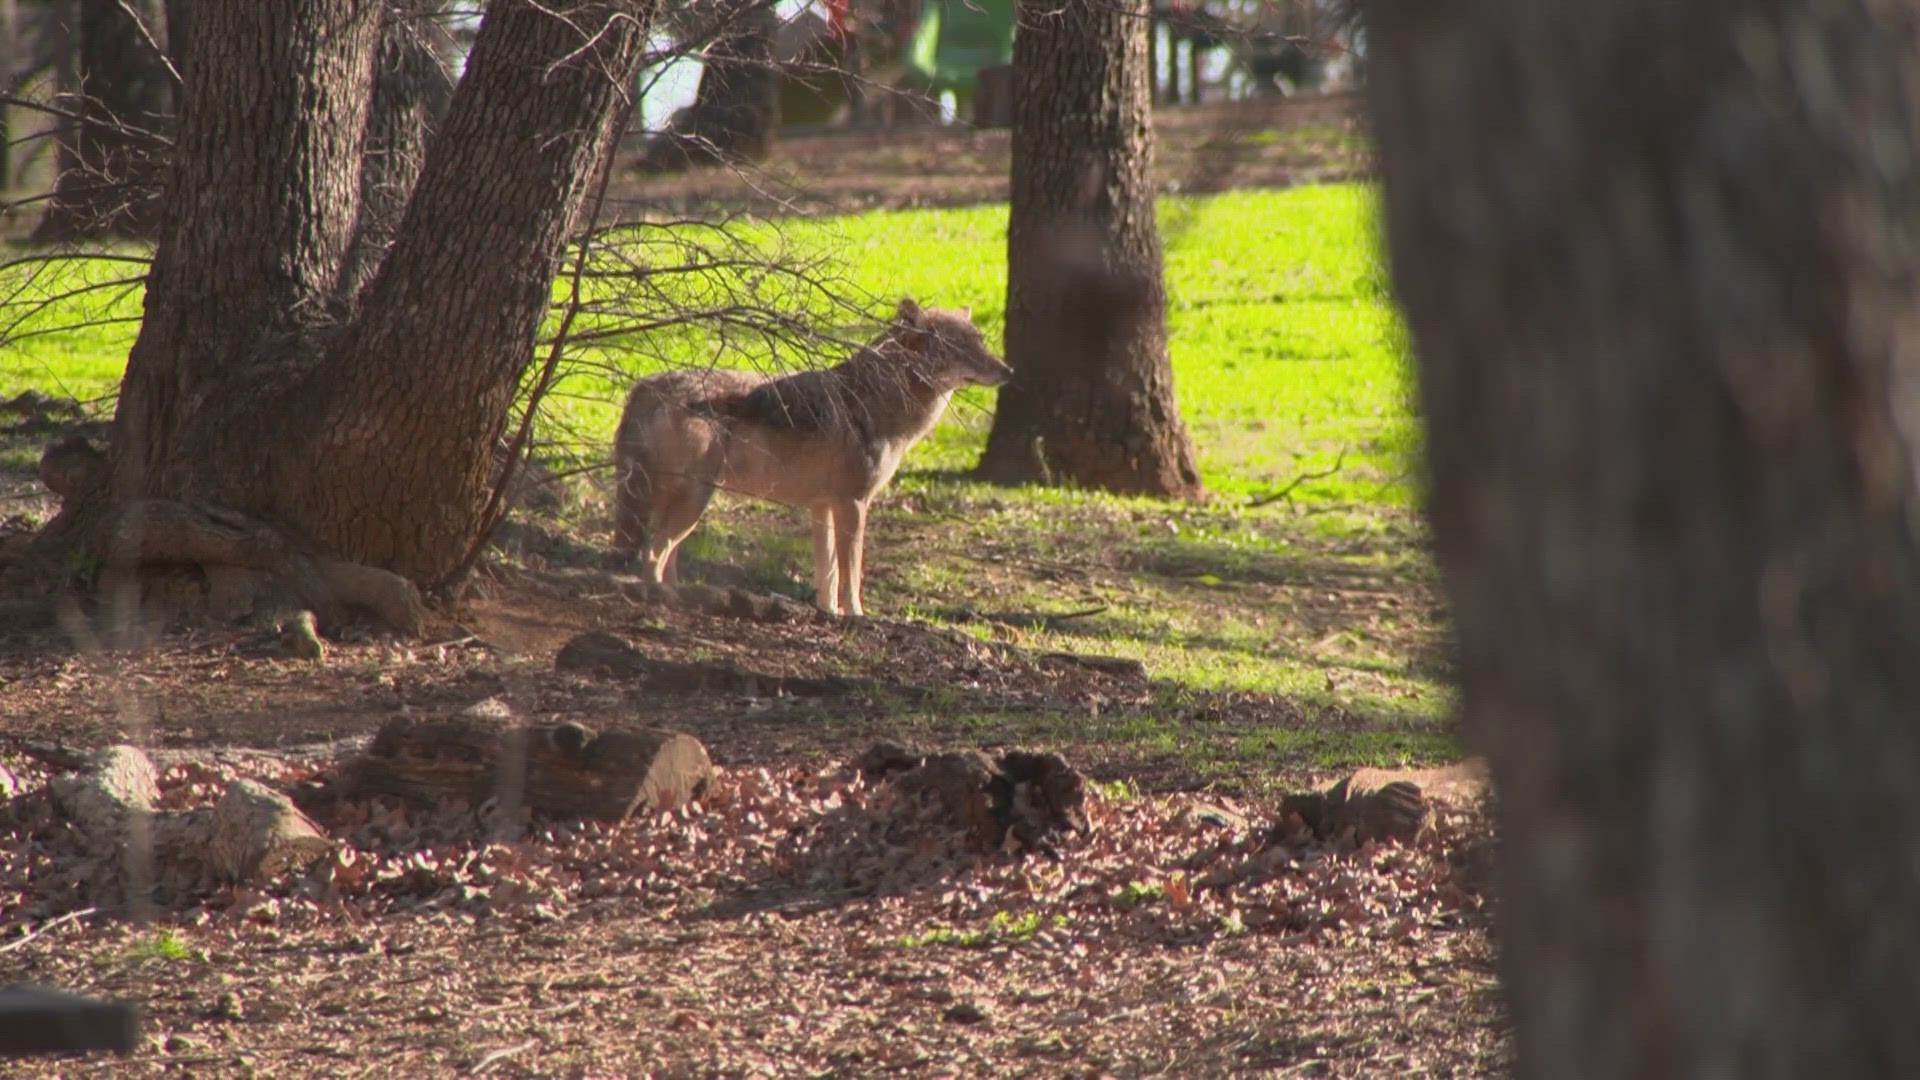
[2,183,1454,782]
[3,183,1411,507]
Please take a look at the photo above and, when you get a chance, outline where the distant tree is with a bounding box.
[27,0,657,623]
[977,0,1203,499]
[0,0,17,191]
[1370,0,1920,1074]
[639,0,781,171]
[32,0,175,240]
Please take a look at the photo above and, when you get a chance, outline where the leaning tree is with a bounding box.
[975,0,1204,499]
[1370,0,1920,1073]
[28,0,659,632]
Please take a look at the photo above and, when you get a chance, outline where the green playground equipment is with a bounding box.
[903,0,1016,104]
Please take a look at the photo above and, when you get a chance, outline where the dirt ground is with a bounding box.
[610,95,1370,217]
[0,100,1510,1076]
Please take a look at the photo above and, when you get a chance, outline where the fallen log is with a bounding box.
[323,706,713,821]
[202,780,334,884]
[47,747,333,898]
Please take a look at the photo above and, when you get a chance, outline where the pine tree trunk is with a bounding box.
[30,0,173,241]
[105,0,656,589]
[1369,2,1920,1074]
[976,0,1202,499]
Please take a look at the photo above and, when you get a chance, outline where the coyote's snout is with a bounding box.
[613,298,1013,616]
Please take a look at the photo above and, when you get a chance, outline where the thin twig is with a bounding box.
[1246,447,1349,508]
[115,0,184,88]
[1045,605,1109,623]
[467,1038,538,1076]
[0,907,101,954]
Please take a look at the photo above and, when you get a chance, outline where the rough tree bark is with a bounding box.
[639,0,781,171]
[31,0,174,240]
[337,1,456,308]
[1369,1,1920,1075]
[89,0,656,607]
[975,0,1202,499]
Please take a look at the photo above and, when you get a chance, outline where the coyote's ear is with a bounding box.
[895,297,925,326]
[958,305,972,319]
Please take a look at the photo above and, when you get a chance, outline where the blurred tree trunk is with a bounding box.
[103,0,654,587]
[1369,1,1920,1075]
[31,0,173,240]
[977,0,1202,499]
[0,0,17,192]
[640,0,779,171]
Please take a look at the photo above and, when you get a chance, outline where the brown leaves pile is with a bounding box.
[1,746,1488,953]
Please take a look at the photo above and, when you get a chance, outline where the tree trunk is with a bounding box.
[976,0,1202,499]
[337,1,456,308]
[0,0,17,192]
[103,0,656,595]
[1368,2,1920,1075]
[639,0,780,172]
[30,0,173,240]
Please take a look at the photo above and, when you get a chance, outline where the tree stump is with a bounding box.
[877,746,1089,852]
[1277,760,1486,844]
[326,711,713,821]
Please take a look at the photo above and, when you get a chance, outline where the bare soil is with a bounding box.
[610,95,1371,217]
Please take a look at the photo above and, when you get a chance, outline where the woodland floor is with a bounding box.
[0,96,1508,1077]
[608,94,1371,217]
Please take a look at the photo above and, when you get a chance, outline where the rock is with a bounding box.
[461,697,516,722]
[942,1000,990,1024]
[554,631,643,677]
[854,741,927,781]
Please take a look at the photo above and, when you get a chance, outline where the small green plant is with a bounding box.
[116,929,205,964]
[899,910,1066,949]
[1114,881,1166,907]
[1088,778,1140,803]
[60,544,102,590]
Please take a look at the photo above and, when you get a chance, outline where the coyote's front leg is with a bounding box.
[834,498,869,617]
[811,506,841,614]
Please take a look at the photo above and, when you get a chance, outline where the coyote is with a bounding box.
[613,298,1013,616]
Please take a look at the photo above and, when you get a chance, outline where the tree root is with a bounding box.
[7,483,426,638]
